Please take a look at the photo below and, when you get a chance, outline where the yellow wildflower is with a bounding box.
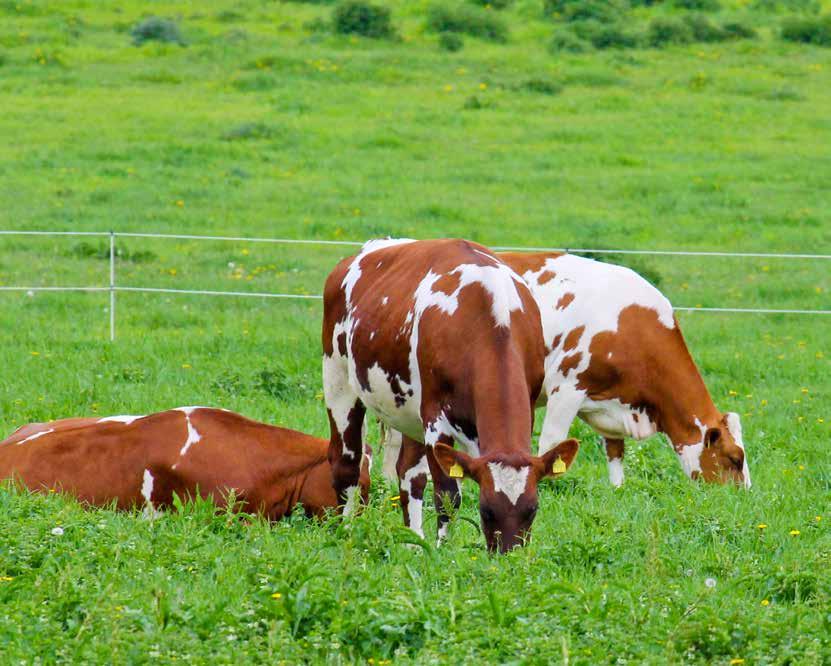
[757,523,767,529]
[789,530,800,536]
[271,592,282,599]
[761,599,770,606]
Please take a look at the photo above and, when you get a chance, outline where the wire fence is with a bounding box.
[0,229,829,341]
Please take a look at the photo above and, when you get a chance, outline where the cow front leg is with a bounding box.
[323,355,366,516]
[426,444,461,547]
[396,435,429,539]
[605,438,625,488]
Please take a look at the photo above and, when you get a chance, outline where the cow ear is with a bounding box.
[704,427,721,448]
[432,443,478,482]
[537,438,580,479]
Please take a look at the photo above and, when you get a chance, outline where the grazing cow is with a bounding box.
[0,407,370,519]
[322,238,579,552]
[495,252,750,488]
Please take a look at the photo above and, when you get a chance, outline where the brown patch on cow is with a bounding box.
[563,326,585,352]
[336,332,347,357]
[496,252,563,276]
[556,293,575,310]
[537,270,557,285]
[559,352,582,375]
[632,412,639,423]
[433,272,461,296]
[550,333,563,350]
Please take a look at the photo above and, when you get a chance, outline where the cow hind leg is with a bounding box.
[605,438,625,488]
[426,445,461,547]
[396,436,430,539]
[323,354,366,516]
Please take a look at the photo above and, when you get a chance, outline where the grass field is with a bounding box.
[1,0,830,662]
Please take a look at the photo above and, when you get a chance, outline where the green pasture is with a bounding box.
[0,0,829,662]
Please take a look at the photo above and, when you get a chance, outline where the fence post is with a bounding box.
[109,231,116,341]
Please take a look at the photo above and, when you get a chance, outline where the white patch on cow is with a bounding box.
[608,458,624,488]
[381,428,403,483]
[369,331,375,341]
[359,363,419,439]
[16,428,54,445]
[537,384,586,453]
[141,469,154,505]
[725,412,751,489]
[579,398,658,441]
[381,296,389,306]
[98,414,145,425]
[171,409,202,469]
[401,455,429,494]
[678,442,704,478]
[436,521,449,546]
[408,498,424,538]
[342,484,361,517]
[486,462,530,505]
[323,318,361,459]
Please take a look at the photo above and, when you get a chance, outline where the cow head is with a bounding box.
[680,413,750,488]
[433,439,579,553]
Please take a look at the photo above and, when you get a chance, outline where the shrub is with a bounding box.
[780,14,831,45]
[426,4,509,42]
[646,17,694,46]
[544,0,627,23]
[438,32,464,51]
[468,0,513,8]
[721,21,757,39]
[129,17,185,46]
[752,0,820,13]
[519,78,563,95]
[332,1,395,39]
[549,30,591,52]
[684,14,728,41]
[672,0,720,10]
[573,20,639,48]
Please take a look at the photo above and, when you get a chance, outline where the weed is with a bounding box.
[129,17,185,46]
[332,1,396,39]
[647,16,694,46]
[549,30,591,52]
[544,0,627,23]
[426,4,509,42]
[780,14,831,45]
[221,122,275,141]
[438,32,464,51]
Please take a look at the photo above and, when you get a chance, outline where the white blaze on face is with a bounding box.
[16,428,54,446]
[486,462,531,506]
[725,412,751,489]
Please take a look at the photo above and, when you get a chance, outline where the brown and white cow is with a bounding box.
[0,407,370,519]
[497,252,750,488]
[322,238,579,552]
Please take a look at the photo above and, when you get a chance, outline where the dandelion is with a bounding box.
[478,82,487,91]
[818,418,825,424]
[0,576,13,582]
[181,363,191,369]
[798,464,805,470]
[30,351,40,356]
[730,660,745,665]
[761,599,770,606]
[704,577,717,588]
[757,523,767,529]
[443,84,453,92]
[389,495,400,502]
[728,390,738,396]
[51,527,64,536]
[789,530,800,536]
[271,592,282,599]
[816,516,822,522]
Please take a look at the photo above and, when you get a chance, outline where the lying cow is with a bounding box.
[323,238,579,552]
[0,407,370,518]
[497,251,750,487]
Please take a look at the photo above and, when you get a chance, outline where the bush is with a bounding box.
[752,0,820,13]
[646,17,694,46]
[438,32,464,51]
[129,17,185,46]
[332,1,395,39]
[519,78,563,95]
[573,20,639,48]
[721,21,757,39]
[549,30,591,52]
[426,4,509,42]
[468,0,513,8]
[780,14,831,45]
[684,14,728,41]
[672,0,720,10]
[544,0,627,23]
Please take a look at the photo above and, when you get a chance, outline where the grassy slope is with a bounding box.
[0,0,830,662]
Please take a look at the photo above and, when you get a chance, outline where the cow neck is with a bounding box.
[650,332,722,448]
[471,352,534,455]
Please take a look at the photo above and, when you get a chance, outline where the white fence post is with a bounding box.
[109,231,116,342]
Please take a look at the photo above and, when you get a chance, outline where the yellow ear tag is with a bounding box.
[551,457,567,476]
[449,463,464,479]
